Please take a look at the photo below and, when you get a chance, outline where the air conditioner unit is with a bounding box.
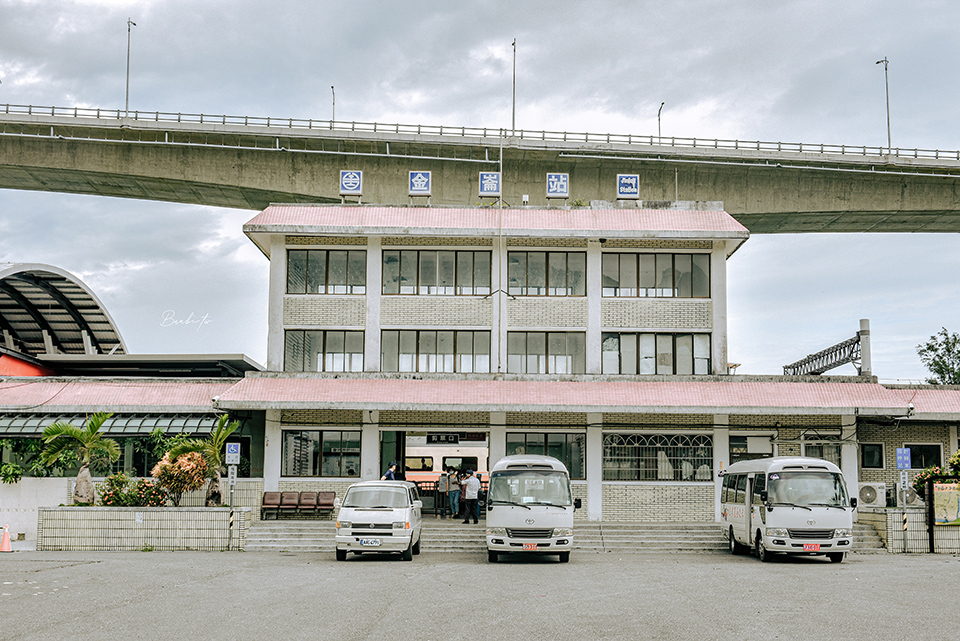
[858,483,886,508]
[901,487,925,508]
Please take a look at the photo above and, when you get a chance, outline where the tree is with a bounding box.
[917,328,960,385]
[166,414,240,506]
[41,412,120,505]
[150,451,208,506]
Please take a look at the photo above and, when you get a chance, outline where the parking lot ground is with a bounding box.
[2,550,959,640]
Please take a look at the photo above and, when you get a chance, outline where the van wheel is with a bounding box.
[336,549,347,561]
[488,550,498,563]
[755,533,771,562]
[827,552,845,563]
[729,528,746,555]
[402,543,413,561]
[413,536,421,555]
[558,552,570,563]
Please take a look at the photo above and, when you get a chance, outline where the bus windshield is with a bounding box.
[767,471,849,507]
[342,486,408,508]
[488,469,572,506]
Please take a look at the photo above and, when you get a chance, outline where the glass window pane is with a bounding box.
[419,331,437,372]
[456,331,474,372]
[382,250,400,294]
[602,254,619,297]
[283,430,319,476]
[639,254,656,296]
[547,433,565,461]
[548,252,567,296]
[381,331,399,372]
[284,330,305,372]
[321,432,343,476]
[348,250,366,294]
[438,331,454,372]
[399,330,417,372]
[528,253,546,295]
[568,252,586,296]
[861,443,884,469]
[508,252,526,295]
[287,250,307,294]
[438,251,456,295]
[305,331,324,372]
[528,332,546,373]
[621,333,637,375]
[507,433,526,457]
[342,431,361,477]
[308,251,327,294]
[419,251,437,295]
[568,333,586,374]
[525,432,545,455]
[656,254,674,297]
[507,333,526,374]
[639,334,656,374]
[656,334,674,375]
[602,333,620,374]
[457,252,474,295]
[474,252,491,295]
[549,332,568,373]
[694,334,710,375]
[474,332,491,373]
[325,331,345,372]
[675,254,692,298]
[620,254,638,297]
[567,434,585,480]
[400,250,417,294]
[328,251,348,294]
[676,334,693,375]
[692,254,710,298]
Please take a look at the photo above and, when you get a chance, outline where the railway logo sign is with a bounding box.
[617,174,640,199]
[546,172,569,198]
[409,171,432,196]
[340,170,363,195]
[479,171,501,197]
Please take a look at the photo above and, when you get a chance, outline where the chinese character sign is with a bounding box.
[409,171,432,196]
[479,171,501,197]
[546,172,569,199]
[617,174,640,199]
[896,447,911,470]
[340,170,363,196]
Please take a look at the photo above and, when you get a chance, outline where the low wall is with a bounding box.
[601,483,715,522]
[0,477,72,543]
[37,506,251,551]
[858,507,960,553]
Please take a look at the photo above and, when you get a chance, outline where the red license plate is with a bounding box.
[803,543,821,551]
[522,543,538,551]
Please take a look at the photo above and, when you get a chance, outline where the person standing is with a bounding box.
[436,466,450,519]
[448,468,461,519]
[461,469,481,524]
[381,461,397,480]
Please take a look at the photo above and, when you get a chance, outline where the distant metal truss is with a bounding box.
[783,335,861,376]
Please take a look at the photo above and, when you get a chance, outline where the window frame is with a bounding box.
[506,331,586,374]
[380,329,491,373]
[280,429,361,478]
[601,251,710,299]
[283,329,365,373]
[859,442,885,470]
[602,332,711,376]
[507,250,586,297]
[904,443,943,470]
[506,431,586,480]
[382,249,492,296]
[602,432,714,482]
[286,249,367,295]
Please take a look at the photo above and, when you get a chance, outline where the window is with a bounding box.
[729,435,772,464]
[287,249,366,294]
[506,432,585,479]
[602,433,713,481]
[905,444,942,469]
[803,434,841,466]
[507,332,585,374]
[284,330,364,372]
[752,473,766,506]
[602,252,709,298]
[507,251,585,296]
[282,430,360,477]
[382,250,491,295]
[381,330,490,373]
[860,443,885,469]
[602,332,711,375]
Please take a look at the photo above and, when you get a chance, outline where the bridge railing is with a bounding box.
[3,102,960,161]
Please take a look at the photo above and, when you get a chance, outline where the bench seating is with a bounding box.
[260,491,337,519]
[261,492,282,520]
[277,491,300,516]
[317,491,336,512]
[298,491,319,515]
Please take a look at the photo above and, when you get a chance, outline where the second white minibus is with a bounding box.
[721,456,857,563]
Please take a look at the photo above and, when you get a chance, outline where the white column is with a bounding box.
[263,409,282,492]
[859,319,872,377]
[365,237,382,372]
[492,236,506,374]
[586,413,603,522]
[840,415,859,500]
[266,235,287,371]
[361,410,381,480]
[585,240,603,374]
[713,414,729,521]
[711,245,729,374]
[489,412,507,468]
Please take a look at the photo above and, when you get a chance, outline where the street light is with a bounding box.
[657,101,665,140]
[511,38,517,135]
[876,57,891,153]
[125,17,137,116]
[331,86,335,123]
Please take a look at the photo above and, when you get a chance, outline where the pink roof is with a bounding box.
[244,205,749,239]
[216,377,909,416]
[0,379,235,412]
[887,387,960,416]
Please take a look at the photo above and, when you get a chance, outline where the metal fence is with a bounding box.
[4,102,960,161]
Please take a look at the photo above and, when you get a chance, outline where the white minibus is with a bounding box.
[721,456,857,563]
[485,454,581,563]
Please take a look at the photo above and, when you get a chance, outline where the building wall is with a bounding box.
[858,421,957,488]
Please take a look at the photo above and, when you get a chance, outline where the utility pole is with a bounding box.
[876,57,891,153]
[125,17,137,116]
[511,38,516,134]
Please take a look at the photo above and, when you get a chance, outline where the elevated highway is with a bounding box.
[3,104,960,233]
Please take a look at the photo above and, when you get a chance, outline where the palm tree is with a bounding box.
[42,412,120,505]
[167,414,240,507]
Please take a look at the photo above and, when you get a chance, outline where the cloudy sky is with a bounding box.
[1,0,958,380]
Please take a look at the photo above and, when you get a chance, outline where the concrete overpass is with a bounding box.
[3,104,960,233]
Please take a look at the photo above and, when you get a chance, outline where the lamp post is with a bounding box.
[511,38,516,135]
[331,86,335,123]
[876,57,891,153]
[657,101,665,140]
[125,17,136,116]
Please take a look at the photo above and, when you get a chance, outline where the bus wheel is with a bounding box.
[558,551,570,563]
[827,552,845,563]
[488,550,498,563]
[729,528,745,555]
[336,549,347,561]
[755,534,771,562]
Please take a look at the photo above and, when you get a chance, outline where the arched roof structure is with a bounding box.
[0,263,126,357]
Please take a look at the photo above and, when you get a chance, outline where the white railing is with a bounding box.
[2,102,959,162]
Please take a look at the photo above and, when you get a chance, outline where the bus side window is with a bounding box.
[752,474,766,506]
[722,474,733,503]
[735,474,747,504]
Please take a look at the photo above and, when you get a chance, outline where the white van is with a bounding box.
[485,454,581,563]
[334,480,423,561]
[721,457,857,563]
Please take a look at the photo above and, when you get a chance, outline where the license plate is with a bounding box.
[522,543,538,551]
[803,543,821,551]
[360,539,382,547]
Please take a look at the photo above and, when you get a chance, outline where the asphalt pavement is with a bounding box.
[1,549,958,641]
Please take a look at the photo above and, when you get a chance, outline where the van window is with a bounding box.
[735,474,748,503]
[721,474,734,503]
[752,473,766,506]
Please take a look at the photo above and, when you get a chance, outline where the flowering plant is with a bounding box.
[912,465,948,498]
[948,448,960,474]
[151,451,208,506]
[98,472,168,507]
